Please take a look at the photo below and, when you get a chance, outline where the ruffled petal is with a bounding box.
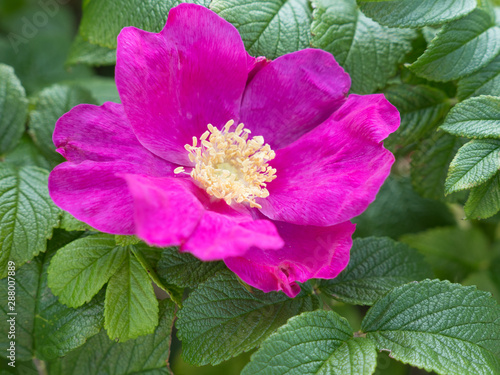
[53,102,171,174]
[115,4,249,165]
[122,175,205,246]
[224,221,355,298]
[258,94,399,226]
[49,161,138,234]
[240,49,350,149]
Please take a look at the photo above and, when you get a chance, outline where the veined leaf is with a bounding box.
[465,172,500,219]
[0,63,28,155]
[67,34,117,66]
[311,0,415,94]
[319,237,432,305]
[410,9,500,81]
[362,280,500,375]
[445,139,500,194]
[176,271,320,366]
[440,96,500,139]
[358,0,477,28]
[0,165,60,279]
[211,0,312,59]
[243,310,377,375]
[457,54,500,99]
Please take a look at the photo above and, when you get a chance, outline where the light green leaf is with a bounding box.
[115,235,141,247]
[319,237,432,305]
[67,34,116,66]
[440,96,500,139]
[48,234,127,308]
[28,84,97,163]
[58,211,94,232]
[0,240,104,362]
[0,165,60,279]
[65,77,120,105]
[410,9,500,81]
[362,280,500,375]
[157,246,226,288]
[243,310,377,375]
[48,299,176,375]
[384,84,450,149]
[104,251,159,342]
[176,271,320,366]
[401,227,491,282]
[80,0,210,49]
[445,139,500,194]
[211,0,312,59]
[465,172,500,219]
[458,54,500,99]
[411,132,467,201]
[358,0,477,28]
[311,0,415,94]
[0,63,28,155]
[4,135,51,170]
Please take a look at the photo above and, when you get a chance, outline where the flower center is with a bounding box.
[174,120,276,208]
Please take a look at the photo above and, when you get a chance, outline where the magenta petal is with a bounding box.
[53,102,171,173]
[115,4,249,165]
[49,161,137,234]
[122,175,205,247]
[182,212,284,261]
[258,93,399,227]
[225,221,356,298]
[240,49,350,149]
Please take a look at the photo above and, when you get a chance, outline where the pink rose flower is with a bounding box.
[49,4,399,297]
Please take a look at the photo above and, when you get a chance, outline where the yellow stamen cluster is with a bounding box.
[175,120,277,208]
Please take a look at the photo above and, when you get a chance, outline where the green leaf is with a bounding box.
[211,0,312,59]
[176,271,320,366]
[384,84,450,149]
[465,172,500,219]
[411,132,467,201]
[362,280,500,375]
[48,299,176,375]
[243,310,377,375]
[401,227,491,282]
[319,237,433,305]
[0,165,60,279]
[445,139,500,194]
[457,53,500,99]
[440,96,500,139]
[58,210,94,232]
[0,64,28,155]
[4,135,51,170]
[0,242,104,362]
[104,250,159,342]
[115,235,141,246]
[65,77,120,105]
[28,84,97,162]
[358,0,477,28]
[410,9,500,81]
[311,0,415,94]
[157,246,226,288]
[80,0,210,49]
[47,234,128,308]
[67,34,116,66]
[353,177,455,239]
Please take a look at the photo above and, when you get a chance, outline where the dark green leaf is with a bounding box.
[319,237,432,305]
[211,0,312,59]
[465,172,500,219]
[67,34,116,67]
[4,135,51,170]
[445,139,500,194]
[358,0,476,28]
[28,84,97,163]
[362,280,500,375]
[0,165,60,279]
[243,310,377,375]
[410,9,500,81]
[440,96,500,139]
[47,234,128,308]
[104,250,159,342]
[311,0,415,94]
[176,271,320,366]
[0,63,28,155]
[457,54,500,99]
[157,246,226,288]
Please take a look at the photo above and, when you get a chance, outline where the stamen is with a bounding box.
[184,120,276,208]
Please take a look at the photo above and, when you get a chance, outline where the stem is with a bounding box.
[33,358,47,375]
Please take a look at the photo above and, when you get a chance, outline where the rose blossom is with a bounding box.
[49,4,399,297]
